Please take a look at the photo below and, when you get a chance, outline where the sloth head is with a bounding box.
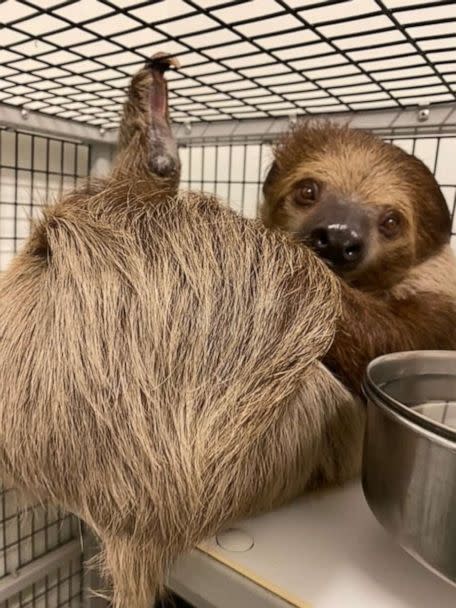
[262,120,452,291]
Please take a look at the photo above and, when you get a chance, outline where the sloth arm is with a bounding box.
[324,283,456,394]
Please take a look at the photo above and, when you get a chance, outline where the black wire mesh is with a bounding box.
[0,486,82,580]
[180,140,267,216]
[0,126,88,605]
[0,1,455,129]
[0,555,84,608]
[0,488,84,607]
[0,127,90,270]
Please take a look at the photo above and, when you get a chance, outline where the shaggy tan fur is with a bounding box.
[0,57,363,607]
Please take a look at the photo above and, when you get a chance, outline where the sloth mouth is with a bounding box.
[313,249,367,279]
[321,254,361,271]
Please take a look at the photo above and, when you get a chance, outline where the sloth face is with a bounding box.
[264,166,415,290]
[262,122,451,291]
[278,176,408,280]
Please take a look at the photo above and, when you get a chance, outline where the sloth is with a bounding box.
[0,56,364,608]
[262,122,456,392]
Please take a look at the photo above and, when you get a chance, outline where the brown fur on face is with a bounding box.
[0,58,364,607]
[262,120,451,291]
[262,120,456,392]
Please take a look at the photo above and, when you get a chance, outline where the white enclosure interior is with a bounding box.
[1,1,456,607]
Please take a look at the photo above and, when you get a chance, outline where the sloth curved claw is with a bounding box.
[146,53,180,73]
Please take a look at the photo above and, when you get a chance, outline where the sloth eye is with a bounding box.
[379,211,402,238]
[293,179,318,206]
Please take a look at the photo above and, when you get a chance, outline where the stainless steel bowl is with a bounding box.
[362,351,456,586]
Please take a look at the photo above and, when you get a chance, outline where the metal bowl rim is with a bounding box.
[363,350,456,443]
[363,382,456,449]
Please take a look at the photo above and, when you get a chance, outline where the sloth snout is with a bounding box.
[310,224,364,269]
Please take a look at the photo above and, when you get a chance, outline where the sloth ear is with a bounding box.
[262,161,280,196]
[261,161,282,227]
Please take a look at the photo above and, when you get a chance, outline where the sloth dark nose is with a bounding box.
[310,225,364,268]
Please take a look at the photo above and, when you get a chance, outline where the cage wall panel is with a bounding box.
[0,127,89,606]
[0,555,83,608]
[180,141,272,218]
[0,128,90,271]
[0,489,81,580]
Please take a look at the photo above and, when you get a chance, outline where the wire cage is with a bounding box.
[0,128,90,608]
[1,0,456,126]
[0,1,456,607]
[0,484,84,608]
[0,128,90,269]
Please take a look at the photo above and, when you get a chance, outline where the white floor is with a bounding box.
[171,481,456,608]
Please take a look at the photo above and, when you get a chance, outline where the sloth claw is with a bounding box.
[146,53,180,73]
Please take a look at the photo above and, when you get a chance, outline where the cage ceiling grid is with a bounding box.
[0,0,455,129]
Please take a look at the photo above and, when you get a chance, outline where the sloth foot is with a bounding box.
[146,53,181,180]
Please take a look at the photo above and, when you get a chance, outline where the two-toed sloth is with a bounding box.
[262,123,456,392]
